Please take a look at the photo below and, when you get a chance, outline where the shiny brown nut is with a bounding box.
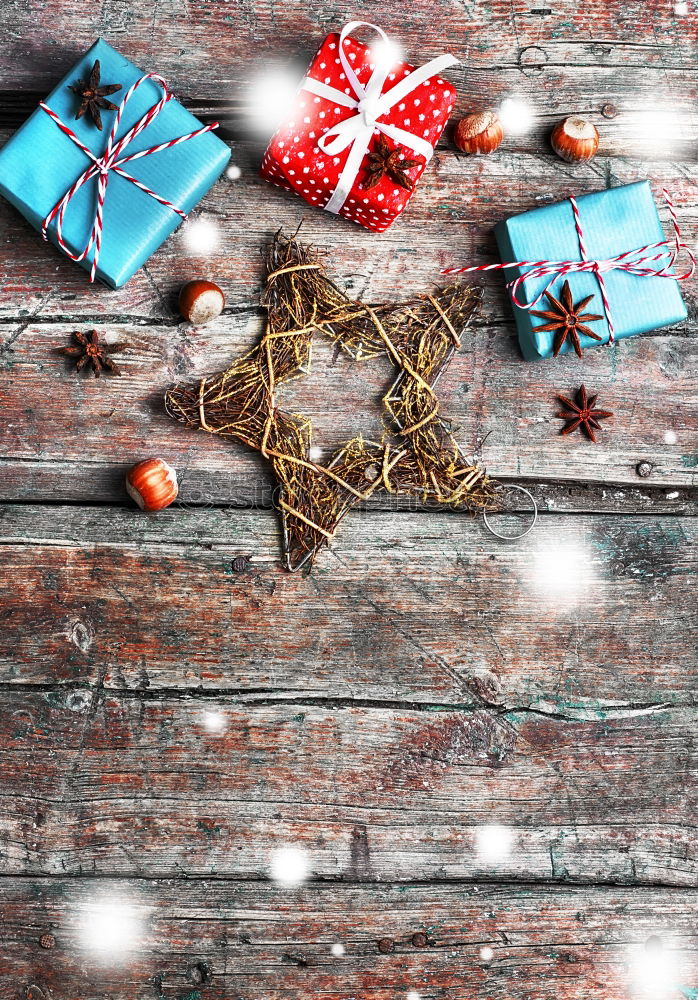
[126,458,179,511]
[454,111,504,155]
[179,279,225,325]
[551,116,600,163]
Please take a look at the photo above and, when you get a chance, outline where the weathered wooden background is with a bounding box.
[0,0,696,998]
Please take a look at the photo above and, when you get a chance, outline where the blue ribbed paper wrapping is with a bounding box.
[494,182,688,361]
[0,39,230,288]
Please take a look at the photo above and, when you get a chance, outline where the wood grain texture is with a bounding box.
[3,880,698,1000]
[1,457,696,510]
[0,0,696,995]
[1,315,696,492]
[3,66,698,151]
[0,507,695,706]
[0,144,696,319]
[0,0,696,89]
[1,686,697,883]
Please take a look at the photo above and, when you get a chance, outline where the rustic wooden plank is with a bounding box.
[0,508,695,706]
[0,686,696,883]
[3,62,698,154]
[0,141,695,319]
[1,314,695,490]
[3,879,698,1000]
[0,0,696,93]
[1,459,695,511]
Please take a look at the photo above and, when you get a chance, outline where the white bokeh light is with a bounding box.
[664,429,677,445]
[269,846,310,886]
[79,897,141,957]
[475,824,515,863]
[331,942,346,957]
[202,710,227,733]
[245,69,301,135]
[480,945,495,962]
[628,936,679,999]
[309,446,323,462]
[407,992,421,1000]
[226,164,242,181]
[674,1,688,14]
[499,97,535,135]
[182,216,220,256]
[531,542,593,601]
[629,108,683,155]
[369,38,403,73]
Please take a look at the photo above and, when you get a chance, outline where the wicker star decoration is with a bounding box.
[165,231,496,572]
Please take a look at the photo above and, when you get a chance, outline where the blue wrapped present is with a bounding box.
[494,181,689,361]
[0,39,230,288]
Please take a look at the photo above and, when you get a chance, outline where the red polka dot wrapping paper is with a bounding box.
[260,31,457,233]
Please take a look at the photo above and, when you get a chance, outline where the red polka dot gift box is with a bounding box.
[261,21,457,233]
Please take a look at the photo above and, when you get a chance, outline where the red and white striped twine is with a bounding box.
[40,73,220,281]
[441,189,695,346]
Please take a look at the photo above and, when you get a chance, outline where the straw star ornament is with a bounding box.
[166,231,496,572]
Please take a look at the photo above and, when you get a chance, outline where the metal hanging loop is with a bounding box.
[483,485,538,541]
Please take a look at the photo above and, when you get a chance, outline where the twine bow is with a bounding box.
[301,21,458,215]
[442,189,695,344]
[39,73,220,281]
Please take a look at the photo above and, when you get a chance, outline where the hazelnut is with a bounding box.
[454,111,504,155]
[126,458,179,512]
[551,116,599,163]
[179,279,225,325]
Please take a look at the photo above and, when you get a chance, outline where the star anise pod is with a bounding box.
[556,384,613,443]
[362,135,421,191]
[57,330,128,378]
[530,280,604,358]
[70,60,122,131]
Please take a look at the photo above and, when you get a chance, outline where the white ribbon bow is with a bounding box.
[301,21,458,214]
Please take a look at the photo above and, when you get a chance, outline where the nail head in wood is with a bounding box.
[188,961,213,985]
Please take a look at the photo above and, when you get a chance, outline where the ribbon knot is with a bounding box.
[39,72,220,282]
[301,21,458,215]
[357,95,381,128]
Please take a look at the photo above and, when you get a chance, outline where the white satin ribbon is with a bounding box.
[301,21,458,215]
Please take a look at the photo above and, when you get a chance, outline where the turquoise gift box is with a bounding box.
[0,39,230,288]
[494,181,688,361]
